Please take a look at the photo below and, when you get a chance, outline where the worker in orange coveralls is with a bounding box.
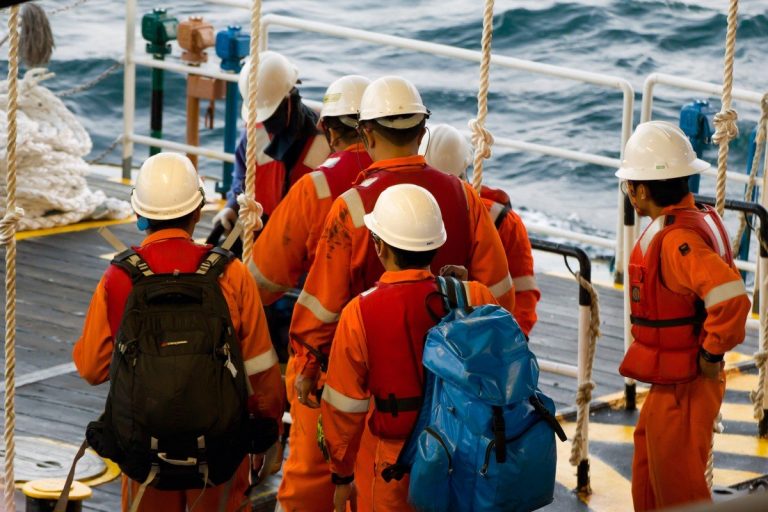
[73,153,283,512]
[616,121,751,511]
[288,75,514,511]
[321,184,499,511]
[422,123,540,335]
[249,75,373,511]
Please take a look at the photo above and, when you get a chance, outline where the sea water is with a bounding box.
[7,0,768,247]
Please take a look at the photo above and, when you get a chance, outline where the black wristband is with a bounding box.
[331,473,354,485]
[699,348,724,363]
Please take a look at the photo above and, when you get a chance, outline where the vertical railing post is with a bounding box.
[122,0,137,179]
[622,194,636,410]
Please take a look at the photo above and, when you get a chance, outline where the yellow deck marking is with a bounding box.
[725,372,758,392]
[557,422,634,510]
[713,431,768,458]
[724,352,754,366]
[16,216,135,241]
[713,468,763,487]
[108,176,133,185]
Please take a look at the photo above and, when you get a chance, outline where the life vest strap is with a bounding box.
[374,394,422,417]
[629,313,705,328]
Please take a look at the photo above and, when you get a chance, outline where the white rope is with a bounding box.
[569,272,601,469]
[712,0,740,218]
[731,94,768,254]
[0,69,131,231]
[750,349,768,420]
[470,0,495,193]
[2,7,20,510]
[706,0,741,490]
[241,0,263,263]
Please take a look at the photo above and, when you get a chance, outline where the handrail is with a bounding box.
[529,238,594,493]
[695,195,768,249]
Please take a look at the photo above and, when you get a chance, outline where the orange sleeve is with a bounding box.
[463,183,516,314]
[467,281,500,307]
[251,175,333,306]
[220,259,284,421]
[72,276,113,385]
[661,230,751,355]
[320,297,369,477]
[289,196,362,378]
[496,208,540,335]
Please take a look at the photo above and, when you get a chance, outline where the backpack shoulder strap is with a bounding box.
[437,276,470,313]
[111,249,154,282]
[196,223,243,278]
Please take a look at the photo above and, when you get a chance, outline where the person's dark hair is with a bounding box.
[630,177,690,207]
[361,117,426,147]
[389,245,438,269]
[322,116,358,145]
[146,210,197,232]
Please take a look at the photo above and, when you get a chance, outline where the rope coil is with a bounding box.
[470,0,495,193]
[241,0,264,263]
[3,6,20,510]
[569,272,601,468]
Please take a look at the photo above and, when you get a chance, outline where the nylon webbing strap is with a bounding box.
[98,226,128,253]
[196,223,243,275]
[630,314,704,328]
[374,395,422,416]
[128,464,159,512]
[100,227,154,277]
[53,438,89,512]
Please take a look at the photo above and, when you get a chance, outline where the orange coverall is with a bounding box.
[250,144,370,306]
[73,229,284,512]
[321,269,498,511]
[482,196,540,335]
[252,145,370,512]
[281,155,514,511]
[630,195,751,511]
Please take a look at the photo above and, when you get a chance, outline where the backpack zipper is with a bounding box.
[424,426,452,474]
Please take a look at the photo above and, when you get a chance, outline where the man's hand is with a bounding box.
[295,373,320,408]
[334,483,357,512]
[699,354,724,380]
[212,207,238,233]
[440,265,468,281]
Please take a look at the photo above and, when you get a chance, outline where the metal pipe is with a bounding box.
[641,73,764,123]
[537,360,579,378]
[150,67,164,156]
[129,134,235,163]
[122,0,137,179]
[133,55,240,82]
[525,223,616,249]
[186,84,200,167]
[219,81,240,197]
[490,135,621,169]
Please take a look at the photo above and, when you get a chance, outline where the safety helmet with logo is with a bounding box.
[420,123,472,180]
[364,184,447,252]
[615,121,710,181]
[320,75,371,128]
[131,153,205,220]
[238,51,300,123]
[358,75,429,129]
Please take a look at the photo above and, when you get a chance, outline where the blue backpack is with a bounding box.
[383,277,566,512]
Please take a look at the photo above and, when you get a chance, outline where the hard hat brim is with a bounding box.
[615,157,710,181]
[363,212,447,252]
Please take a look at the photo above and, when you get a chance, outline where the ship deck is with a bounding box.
[3,174,766,511]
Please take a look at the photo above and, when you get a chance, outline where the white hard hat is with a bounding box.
[239,51,299,123]
[364,184,447,252]
[615,121,709,181]
[131,153,205,220]
[421,124,472,179]
[358,75,429,128]
[320,75,371,123]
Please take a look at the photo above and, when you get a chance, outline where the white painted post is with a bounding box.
[122,0,137,180]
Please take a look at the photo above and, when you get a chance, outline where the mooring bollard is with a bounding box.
[22,479,91,512]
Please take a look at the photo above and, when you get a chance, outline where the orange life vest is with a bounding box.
[619,204,733,384]
[353,166,471,295]
[359,277,444,439]
[480,184,511,209]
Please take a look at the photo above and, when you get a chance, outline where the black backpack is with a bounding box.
[86,243,256,491]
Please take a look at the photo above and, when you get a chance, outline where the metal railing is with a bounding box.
[528,238,596,494]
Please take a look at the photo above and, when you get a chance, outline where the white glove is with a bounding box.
[213,207,238,233]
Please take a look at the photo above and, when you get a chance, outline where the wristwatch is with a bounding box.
[331,473,354,485]
[699,347,724,363]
